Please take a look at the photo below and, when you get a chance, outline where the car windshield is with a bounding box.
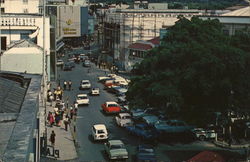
[108,104,118,107]
[123,115,131,119]
[78,96,87,99]
[110,144,124,150]
[82,82,89,84]
[97,129,105,134]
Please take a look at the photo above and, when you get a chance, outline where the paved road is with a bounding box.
[57,53,245,161]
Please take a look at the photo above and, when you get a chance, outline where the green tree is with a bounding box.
[126,17,250,125]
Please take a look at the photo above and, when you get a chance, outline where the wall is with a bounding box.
[1,50,43,74]
[3,0,40,14]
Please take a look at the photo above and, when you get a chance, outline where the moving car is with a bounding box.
[136,145,157,162]
[79,80,91,90]
[104,140,128,160]
[191,128,216,141]
[92,124,108,141]
[126,123,158,140]
[76,94,89,105]
[115,113,133,127]
[101,101,121,114]
[90,88,100,95]
[83,60,91,67]
[63,63,72,71]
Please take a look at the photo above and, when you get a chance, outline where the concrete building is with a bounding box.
[0,14,51,78]
[0,0,41,14]
[0,72,45,162]
[199,6,250,35]
[1,39,43,74]
[96,8,204,71]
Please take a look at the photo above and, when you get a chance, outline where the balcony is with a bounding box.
[0,17,36,27]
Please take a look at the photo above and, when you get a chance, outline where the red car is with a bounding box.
[102,101,121,114]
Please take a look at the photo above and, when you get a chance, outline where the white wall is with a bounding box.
[4,0,40,14]
[1,48,43,74]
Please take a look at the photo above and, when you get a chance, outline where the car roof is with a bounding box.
[108,140,124,145]
[106,101,118,105]
[77,94,87,97]
[119,113,131,117]
[93,124,106,129]
[81,80,90,82]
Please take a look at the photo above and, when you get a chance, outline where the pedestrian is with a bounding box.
[68,80,72,91]
[70,107,74,120]
[64,115,70,131]
[74,101,78,110]
[63,80,67,90]
[50,130,56,146]
[49,95,54,106]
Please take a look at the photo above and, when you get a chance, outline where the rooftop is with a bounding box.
[222,6,250,16]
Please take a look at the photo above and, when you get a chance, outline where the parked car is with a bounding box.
[104,140,128,160]
[154,120,194,133]
[83,60,91,67]
[131,108,160,120]
[126,123,158,140]
[90,88,100,95]
[76,94,89,105]
[63,63,72,71]
[56,59,64,66]
[68,61,75,68]
[79,80,91,90]
[98,74,117,82]
[136,145,157,162]
[101,101,121,114]
[79,54,89,61]
[92,124,108,141]
[115,113,133,127]
[141,115,159,126]
[117,95,127,104]
[191,128,216,141]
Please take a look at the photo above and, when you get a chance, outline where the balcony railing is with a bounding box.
[0,17,36,26]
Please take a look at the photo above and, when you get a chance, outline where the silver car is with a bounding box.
[104,140,128,160]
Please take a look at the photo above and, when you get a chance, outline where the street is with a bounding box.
[58,52,245,162]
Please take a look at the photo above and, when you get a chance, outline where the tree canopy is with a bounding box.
[126,17,250,125]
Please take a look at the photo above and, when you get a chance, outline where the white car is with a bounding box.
[76,94,89,105]
[115,113,133,127]
[191,128,216,141]
[56,59,64,66]
[80,80,91,90]
[92,124,108,141]
[98,74,117,81]
[104,140,128,160]
[90,88,100,95]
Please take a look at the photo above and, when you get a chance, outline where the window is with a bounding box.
[1,37,7,50]
[0,8,4,14]
[23,8,28,13]
[23,0,28,4]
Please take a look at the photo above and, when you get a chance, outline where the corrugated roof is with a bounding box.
[0,77,26,113]
[128,43,153,51]
[222,6,250,16]
[147,37,160,45]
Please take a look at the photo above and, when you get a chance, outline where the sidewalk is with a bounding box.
[41,82,78,161]
[214,140,250,149]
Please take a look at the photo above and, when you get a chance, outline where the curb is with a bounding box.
[214,141,250,149]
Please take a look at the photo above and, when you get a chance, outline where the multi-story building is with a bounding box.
[97,8,204,71]
[199,6,250,35]
[0,0,41,14]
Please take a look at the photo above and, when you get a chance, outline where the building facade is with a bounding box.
[97,8,204,71]
[0,0,41,14]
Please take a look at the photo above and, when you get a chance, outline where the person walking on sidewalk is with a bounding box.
[64,115,70,131]
[68,80,72,91]
[63,80,67,90]
[70,107,74,120]
[74,101,78,110]
[50,130,56,147]
[47,112,54,127]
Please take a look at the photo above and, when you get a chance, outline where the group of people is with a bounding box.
[47,86,64,103]
[63,80,72,91]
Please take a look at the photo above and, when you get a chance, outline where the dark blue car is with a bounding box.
[126,123,158,140]
[136,145,157,162]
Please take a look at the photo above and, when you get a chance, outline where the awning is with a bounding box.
[56,41,65,51]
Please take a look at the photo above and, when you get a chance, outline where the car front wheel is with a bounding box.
[199,135,206,141]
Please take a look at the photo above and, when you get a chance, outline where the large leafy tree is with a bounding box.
[126,16,250,125]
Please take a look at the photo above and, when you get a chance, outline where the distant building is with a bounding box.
[96,8,204,71]
[126,37,160,71]
[199,6,250,35]
[0,0,41,14]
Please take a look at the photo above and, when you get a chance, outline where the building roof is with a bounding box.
[187,151,225,162]
[8,39,42,49]
[147,37,160,45]
[128,43,153,51]
[222,6,250,16]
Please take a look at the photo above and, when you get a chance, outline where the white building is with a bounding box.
[1,39,43,74]
[97,8,204,71]
[199,6,250,35]
[0,14,51,78]
[0,0,41,14]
